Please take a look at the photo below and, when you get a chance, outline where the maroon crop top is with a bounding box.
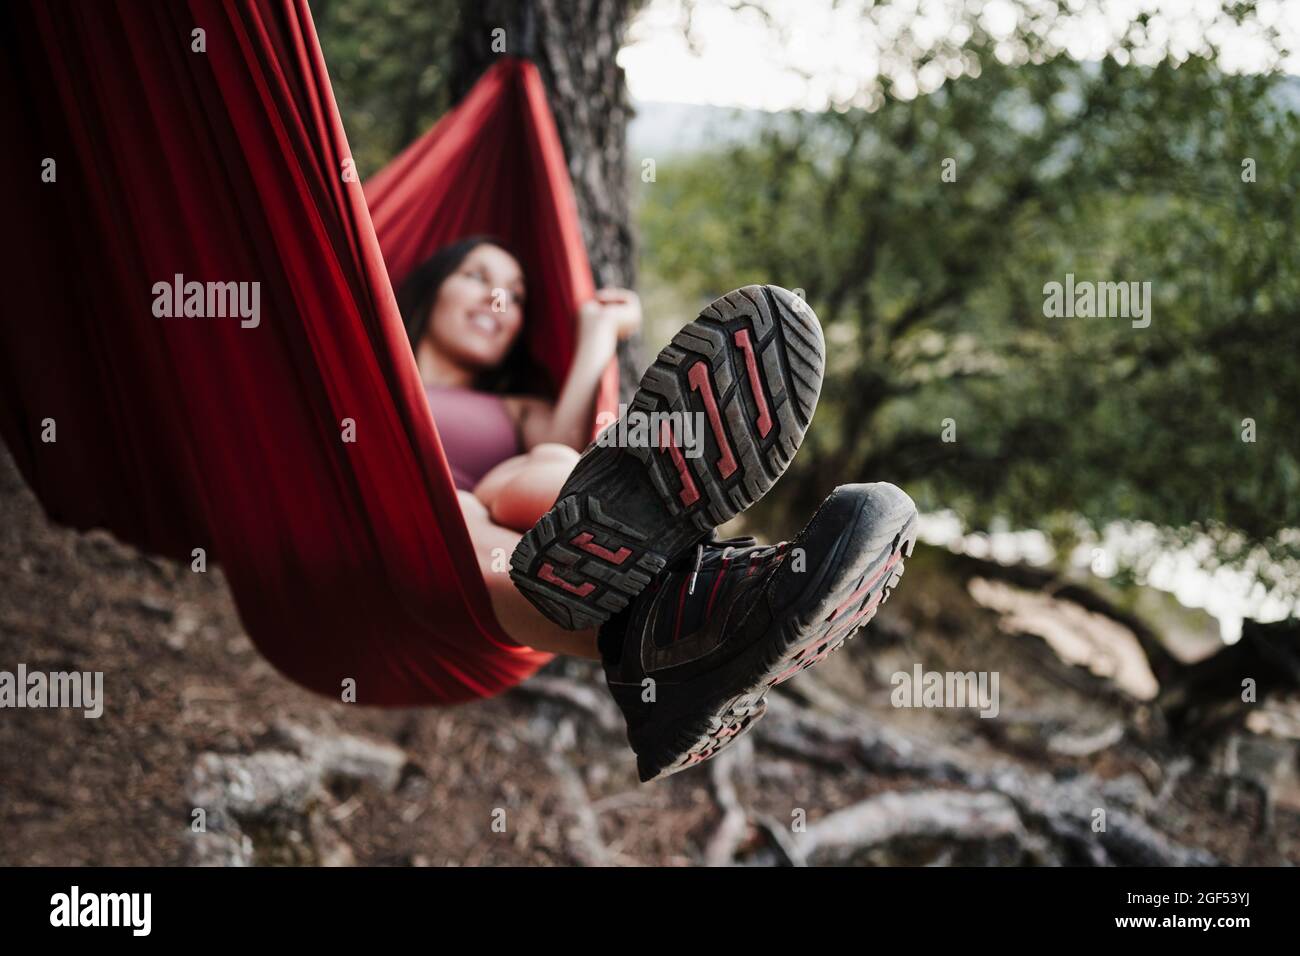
[424,384,522,491]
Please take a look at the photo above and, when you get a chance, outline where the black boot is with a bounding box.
[597,482,918,782]
[511,285,825,630]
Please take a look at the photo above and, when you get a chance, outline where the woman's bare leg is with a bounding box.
[474,443,580,530]
[456,444,597,659]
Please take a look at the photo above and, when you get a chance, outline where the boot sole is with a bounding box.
[639,483,918,782]
[510,285,825,630]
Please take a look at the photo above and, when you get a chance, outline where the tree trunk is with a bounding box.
[450,0,642,397]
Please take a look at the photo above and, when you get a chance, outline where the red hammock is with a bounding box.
[0,1,619,705]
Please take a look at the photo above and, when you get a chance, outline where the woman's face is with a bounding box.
[424,243,526,371]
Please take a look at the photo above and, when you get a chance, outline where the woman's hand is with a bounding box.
[526,288,641,452]
[579,287,642,343]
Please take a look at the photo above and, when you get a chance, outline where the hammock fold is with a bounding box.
[0,0,618,705]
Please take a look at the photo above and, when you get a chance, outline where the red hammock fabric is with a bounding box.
[0,1,618,705]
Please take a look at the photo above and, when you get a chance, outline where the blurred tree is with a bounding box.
[640,27,1300,598]
[314,0,461,177]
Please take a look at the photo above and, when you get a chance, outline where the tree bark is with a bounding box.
[450,0,642,397]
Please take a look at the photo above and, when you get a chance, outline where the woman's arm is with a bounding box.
[512,288,641,451]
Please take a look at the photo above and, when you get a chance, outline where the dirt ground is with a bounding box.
[1,443,1295,866]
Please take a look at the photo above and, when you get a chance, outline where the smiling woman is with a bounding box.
[405,239,532,493]
[393,234,643,660]
[400,237,531,396]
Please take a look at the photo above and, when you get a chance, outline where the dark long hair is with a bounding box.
[396,236,536,395]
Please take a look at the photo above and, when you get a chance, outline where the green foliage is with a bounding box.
[639,50,1300,594]
[314,0,461,177]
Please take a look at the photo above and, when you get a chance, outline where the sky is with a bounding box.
[620,0,1300,111]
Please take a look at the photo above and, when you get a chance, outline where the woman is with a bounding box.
[399,236,640,660]
[401,237,918,781]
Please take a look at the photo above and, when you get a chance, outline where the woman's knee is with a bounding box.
[469,445,579,532]
[528,442,580,466]
[488,460,573,531]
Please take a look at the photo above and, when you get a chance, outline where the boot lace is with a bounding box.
[687,531,789,595]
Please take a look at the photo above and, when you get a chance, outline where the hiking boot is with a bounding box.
[510,285,825,630]
[597,482,918,782]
